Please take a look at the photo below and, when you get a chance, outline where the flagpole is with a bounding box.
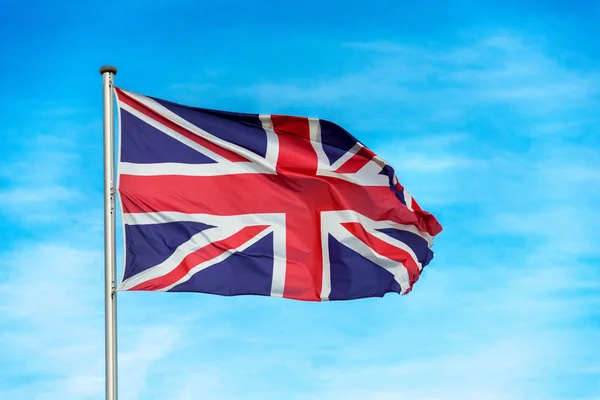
[100,65,118,400]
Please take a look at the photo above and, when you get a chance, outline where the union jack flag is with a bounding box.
[115,88,442,301]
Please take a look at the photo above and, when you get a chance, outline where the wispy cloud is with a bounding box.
[0,184,77,205]
[119,325,185,400]
[219,33,598,399]
[343,40,411,53]
[0,241,198,400]
[2,27,599,400]
[0,129,90,224]
[237,34,599,126]
[0,113,193,399]
[0,244,104,399]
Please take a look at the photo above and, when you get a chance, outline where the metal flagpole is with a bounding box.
[100,65,118,400]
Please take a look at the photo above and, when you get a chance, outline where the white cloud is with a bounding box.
[119,325,185,400]
[2,30,599,400]
[0,240,197,400]
[398,154,476,172]
[343,40,410,53]
[0,185,77,205]
[0,244,105,399]
[0,130,89,224]
[234,34,599,126]
[305,338,549,399]
[0,118,190,399]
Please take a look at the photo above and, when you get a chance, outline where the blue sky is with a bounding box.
[1,1,599,399]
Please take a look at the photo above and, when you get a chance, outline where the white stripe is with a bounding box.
[393,174,415,212]
[122,211,284,229]
[119,161,271,177]
[308,118,320,141]
[308,119,332,174]
[269,219,286,297]
[320,214,332,301]
[403,189,414,211]
[259,114,280,169]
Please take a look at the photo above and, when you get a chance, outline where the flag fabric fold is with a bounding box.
[115,87,442,301]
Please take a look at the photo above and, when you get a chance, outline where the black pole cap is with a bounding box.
[99,66,117,75]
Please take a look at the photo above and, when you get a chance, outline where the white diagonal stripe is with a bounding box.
[403,189,414,211]
[159,226,274,292]
[329,142,363,171]
[322,210,434,247]
[119,212,287,291]
[117,100,230,164]
[317,166,390,186]
[327,220,412,294]
[121,90,276,174]
[118,224,240,291]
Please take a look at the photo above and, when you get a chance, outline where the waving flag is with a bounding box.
[114,88,442,301]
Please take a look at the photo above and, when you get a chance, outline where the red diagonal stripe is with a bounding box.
[333,147,373,174]
[129,225,269,291]
[340,222,421,287]
[115,88,248,163]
